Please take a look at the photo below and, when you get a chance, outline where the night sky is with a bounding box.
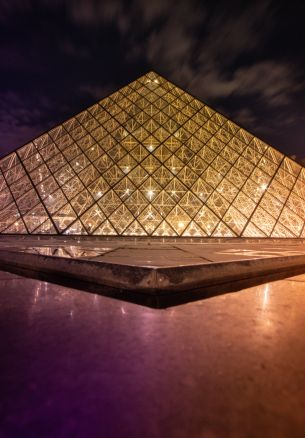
[1,0,305,162]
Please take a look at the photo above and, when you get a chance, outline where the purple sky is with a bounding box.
[1,0,305,161]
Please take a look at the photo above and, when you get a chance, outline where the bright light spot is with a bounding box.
[76,162,79,166]
[148,145,154,152]
[147,190,154,199]
[178,222,184,228]
[97,191,102,197]
[153,79,159,84]
[261,183,268,190]
[124,166,130,173]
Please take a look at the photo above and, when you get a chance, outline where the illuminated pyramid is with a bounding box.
[0,71,305,237]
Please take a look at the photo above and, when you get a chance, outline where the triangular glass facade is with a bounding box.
[1,71,305,237]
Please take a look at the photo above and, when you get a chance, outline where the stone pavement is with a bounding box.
[1,269,305,437]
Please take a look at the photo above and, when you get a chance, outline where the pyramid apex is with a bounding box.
[145,70,162,79]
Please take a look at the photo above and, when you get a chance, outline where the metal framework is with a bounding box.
[0,71,304,237]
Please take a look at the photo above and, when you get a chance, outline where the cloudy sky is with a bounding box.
[1,0,305,160]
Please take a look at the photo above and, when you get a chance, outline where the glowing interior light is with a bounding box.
[97,191,102,197]
[76,162,79,166]
[261,183,268,190]
[125,189,130,195]
[147,190,154,199]
[178,222,184,228]
[153,79,159,84]
[124,166,130,173]
[148,145,154,152]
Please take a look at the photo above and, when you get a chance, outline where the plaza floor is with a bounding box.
[0,269,305,437]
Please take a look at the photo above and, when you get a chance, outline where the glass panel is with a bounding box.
[278,206,303,237]
[137,205,163,234]
[108,205,134,233]
[178,192,203,218]
[223,206,247,235]
[182,221,206,237]
[206,191,229,218]
[3,218,27,234]
[232,192,256,217]
[70,190,94,215]
[194,206,220,236]
[165,205,191,235]
[53,204,77,232]
[23,203,50,232]
[4,163,26,185]
[43,189,67,214]
[0,202,20,231]
[0,187,13,209]
[16,189,40,215]
[250,207,276,236]
[81,204,106,234]
[62,176,84,200]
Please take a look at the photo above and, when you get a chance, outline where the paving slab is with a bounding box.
[2,237,305,306]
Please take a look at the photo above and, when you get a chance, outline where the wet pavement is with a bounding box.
[1,270,305,437]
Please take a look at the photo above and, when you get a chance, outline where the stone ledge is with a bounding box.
[1,248,305,306]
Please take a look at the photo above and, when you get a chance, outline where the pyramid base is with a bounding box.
[1,236,305,307]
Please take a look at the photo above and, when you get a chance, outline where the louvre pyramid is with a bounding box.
[1,71,305,237]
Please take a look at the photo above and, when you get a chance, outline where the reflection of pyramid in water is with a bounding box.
[1,71,305,237]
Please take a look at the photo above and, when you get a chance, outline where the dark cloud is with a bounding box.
[0,91,52,155]
[187,61,300,104]
[79,83,116,100]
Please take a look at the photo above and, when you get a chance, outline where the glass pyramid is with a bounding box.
[0,71,305,237]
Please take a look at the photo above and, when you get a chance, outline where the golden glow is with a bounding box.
[0,71,304,237]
